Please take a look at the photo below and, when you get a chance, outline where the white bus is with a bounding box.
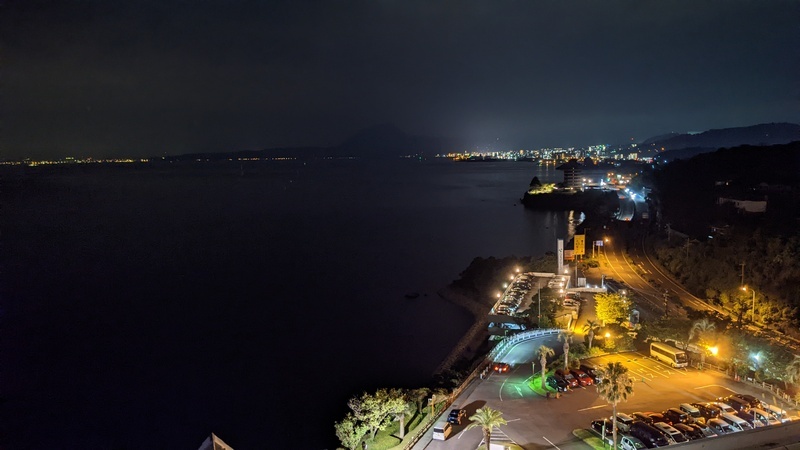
[650,342,688,368]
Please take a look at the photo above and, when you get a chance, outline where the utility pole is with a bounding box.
[740,263,745,287]
[538,285,542,327]
[663,290,670,318]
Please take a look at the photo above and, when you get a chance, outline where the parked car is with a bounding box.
[735,409,755,427]
[570,369,594,386]
[706,418,735,435]
[710,402,736,414]
[679,403,703,424]
[628,422,670,448]
[579,364,600,382]
[631,412,655,425]
[619,434,646,450]
[546,375,569,392]
[765,404,792,423]
[720,412,752,431]
[672,423,704,440]
[432,421,452,440]
[662,408,690,425]
[590,419,614,443]
[733,393,762,409]
[447,408,466,425]
[719,396,751,413]
[750,408,781,427]
[691,402,720,422]
[555,369,579,388]
[646,412,671,426]
[692,422,718,437]
[652,422,688,444]
[613,413,636,433]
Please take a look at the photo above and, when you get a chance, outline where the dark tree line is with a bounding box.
[648,141,800,335]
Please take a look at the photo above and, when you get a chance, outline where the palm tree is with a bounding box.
[537,345,555,389]
[466,406,507,450]
[583,320,600,350]
[689,318,716,368]
[785,355,800,386]
[689,318,716,344]
[595,362,634,450]
[559,330,574,369]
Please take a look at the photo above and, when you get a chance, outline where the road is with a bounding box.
[599,221,800,352]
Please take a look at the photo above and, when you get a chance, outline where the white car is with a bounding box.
[619,434,646,450]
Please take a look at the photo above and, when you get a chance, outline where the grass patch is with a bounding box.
[572,428,609,450]
[405,411,425,433]
[527,373,557,396]
[366,432,402,450]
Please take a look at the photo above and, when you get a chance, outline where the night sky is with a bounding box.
[2,0,798,159]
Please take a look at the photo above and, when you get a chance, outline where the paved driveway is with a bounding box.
[414,348,791,450]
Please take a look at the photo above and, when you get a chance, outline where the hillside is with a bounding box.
[643,123,800,161]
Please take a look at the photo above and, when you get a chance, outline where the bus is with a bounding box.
[650,342,688,368]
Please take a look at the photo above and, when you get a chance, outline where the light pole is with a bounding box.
[742,286,756,323]
[537,284,542,326]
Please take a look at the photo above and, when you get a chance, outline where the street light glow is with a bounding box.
[708,346,718,356]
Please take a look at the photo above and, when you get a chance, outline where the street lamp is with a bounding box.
[742,286,756,323]
[537,284,542,327]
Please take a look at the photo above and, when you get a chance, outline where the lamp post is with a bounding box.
[537,284,542,327]
[742,286,756,323]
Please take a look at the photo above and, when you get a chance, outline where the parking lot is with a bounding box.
[415,348,794,450]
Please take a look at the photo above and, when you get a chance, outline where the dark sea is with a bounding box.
[0,159,571,449]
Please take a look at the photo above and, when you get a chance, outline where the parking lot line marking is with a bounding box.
[694,384,735,391]
[626,358,670,378]
[578,405,607,412]
[543,436,561,449]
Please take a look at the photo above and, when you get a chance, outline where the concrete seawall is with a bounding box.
[434,287,490,374]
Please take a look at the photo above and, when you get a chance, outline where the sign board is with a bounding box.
[595,240,604,247]
[574,234,585,256]
[564,249,574,261]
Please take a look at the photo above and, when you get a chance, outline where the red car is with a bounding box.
[570,369,594,386]
[555,369,579,388]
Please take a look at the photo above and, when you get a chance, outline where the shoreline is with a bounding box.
[433,286,491,374]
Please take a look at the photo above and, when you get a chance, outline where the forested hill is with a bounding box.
[647,123,800,161]
[649,141,800,332]
[653,140,799,238]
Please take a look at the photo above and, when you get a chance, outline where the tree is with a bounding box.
[466,407,507,450]
[558,330,574,370]
[347,388,407,441]
[408,387,430,414]
[537,345,555,389]
[583,319,600,350]
[335,413,368,450]
[388,389,413,439]
[785,355,800,387]
[595,362,634,450]
[689,318,716,344]
[594,292,631,325]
